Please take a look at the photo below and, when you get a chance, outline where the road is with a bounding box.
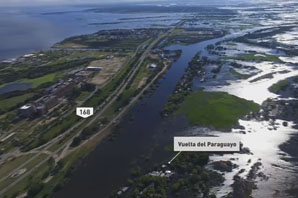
[0,23,182,196]
[57,31,168,159]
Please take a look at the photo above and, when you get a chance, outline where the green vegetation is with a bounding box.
[56,29,161,50]
[71,57,160,147]
[23,114,79,151]
[1,52,93,85]
[227,53,282,63]
[76,91,91,102]
[70,119,107,148]
[27,138,102,198]
[171,28,184,35]
[227,42,237,46]
[151,24,167,27]
[162,52,201,116]
[84,65,130,108]
[14,40,144,153]
[269,79,290,93]
[83,53,142,108]
[177,91,259,129]
[64,50,106,59]
[212,160,234,172]
[0,72,62,114]
[2,157,54,198]
[0,93,34,112]
[230,68,252,79]
[160,28,223,47]
[122,152,223,198]
[0,29,168,198]
[23,154,49,171]
[17,38,154,153]
[0,154,49,198]
[0,154,33,179]
[107,59,159,114]
[23,73,59,88]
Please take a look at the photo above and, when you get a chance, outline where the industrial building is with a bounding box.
[19,78,78,118]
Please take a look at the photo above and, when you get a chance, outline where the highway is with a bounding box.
[0,22,183,196]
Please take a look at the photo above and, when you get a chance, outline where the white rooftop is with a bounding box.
[20,104,32,110]
[149,63,157,68]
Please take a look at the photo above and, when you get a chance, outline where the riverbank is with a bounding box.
[53,31,230,198]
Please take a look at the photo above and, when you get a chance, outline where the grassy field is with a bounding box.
[226,42,237,46]
[58,38,146,50]
[171,28,184,36]
[29,138,99,198]
[3,157,54,198]
[230,68,252,79]
[1,40,164,198]
[269,79,290,93]
[76,91,91,102]
[23,154,49,171]
[101,58,153,118]
[0,93,34,112]
[227,53,282,63]
[177,91,259,130]
[23,73,59,88]
[25,114,79,150]
[0,154,49,193]
[0,154,34,180]
[84,55,136,107]
[0,73,59,112]
[23,53,138,151]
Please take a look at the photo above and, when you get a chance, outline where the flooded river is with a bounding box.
[54,34,227,198]
[54,2,298,198]
[56,23,298,198]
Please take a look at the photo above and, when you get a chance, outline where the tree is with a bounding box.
[70,136,82,147]
[27,183,44,198]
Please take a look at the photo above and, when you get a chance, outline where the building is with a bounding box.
[75,71,93,78]
[20,96,59,118]
[36,104,47,116]
[149,63,158,69]
[34,95,59,112]
[45,79,77,98]
[151,48,162,54]
[164,51,177,58]
[86,66,103,71]
[106,55,114,59]
[19,104,36,118]
[23,54,35,58]
[20,78,78,117]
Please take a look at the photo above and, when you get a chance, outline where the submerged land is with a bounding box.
[1,1,298,198]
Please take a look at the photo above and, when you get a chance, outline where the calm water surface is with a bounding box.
[54,37,224,198]
[0,6,182,60]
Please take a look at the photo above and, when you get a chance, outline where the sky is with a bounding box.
[0,0,153,5]
[0,0,247,6]
[0,0,273,6]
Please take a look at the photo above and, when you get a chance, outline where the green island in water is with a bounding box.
[176,91,260,130]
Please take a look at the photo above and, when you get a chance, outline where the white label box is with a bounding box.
[174,136,240,152]
[76,107,94,118]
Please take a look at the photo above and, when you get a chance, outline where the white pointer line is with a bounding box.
[168,151,182,164]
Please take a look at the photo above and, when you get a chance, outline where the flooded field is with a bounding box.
[54,1,298,197]
[5,1,295,198]
[189,2,298,197]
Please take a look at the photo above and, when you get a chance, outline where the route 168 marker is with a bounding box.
[76,107,94,118]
